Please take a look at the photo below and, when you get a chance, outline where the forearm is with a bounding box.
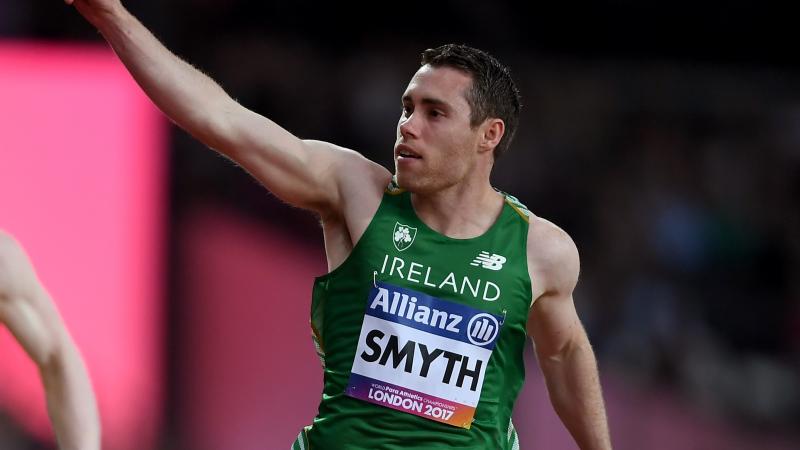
[85,4,236,149]
[539,337,611,450]
[40,336,101,450]
[75,3,342,210]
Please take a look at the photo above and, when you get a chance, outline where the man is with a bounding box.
[63,1,612,448]
[0,231,101,450]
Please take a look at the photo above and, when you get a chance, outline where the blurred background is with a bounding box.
[1,1,799,449]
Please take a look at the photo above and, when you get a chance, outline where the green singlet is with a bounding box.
[292,181,533,450]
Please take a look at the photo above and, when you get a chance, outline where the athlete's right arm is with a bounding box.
[65,0,382,214]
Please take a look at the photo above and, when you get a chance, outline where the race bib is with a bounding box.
[345,282,503,428]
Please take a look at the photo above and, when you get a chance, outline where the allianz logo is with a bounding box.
[368,287,500,347]
[467,313,499,346]
[369,287,463,333]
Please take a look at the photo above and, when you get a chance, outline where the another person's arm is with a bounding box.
[0,232,101,450]
[63,0,385,215]
[526,224,612,450]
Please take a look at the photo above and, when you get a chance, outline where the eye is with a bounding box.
[429,110,443,118]
[401,105,413,117]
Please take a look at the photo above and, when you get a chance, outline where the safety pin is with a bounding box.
[373,271,378,288]
[499,309,507,325]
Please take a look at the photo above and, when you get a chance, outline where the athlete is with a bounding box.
[0,231,101,450]
[63,1,612,448]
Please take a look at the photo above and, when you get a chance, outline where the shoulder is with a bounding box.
[525,216,580,300]
[303,140,392,216]
[303,140,391,178]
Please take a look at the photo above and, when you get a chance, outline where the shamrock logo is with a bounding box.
[392,222,417,252]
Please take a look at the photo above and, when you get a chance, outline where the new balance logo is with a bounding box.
[470,252,506,271]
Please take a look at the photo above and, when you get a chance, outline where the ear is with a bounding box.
[478,118,505,155]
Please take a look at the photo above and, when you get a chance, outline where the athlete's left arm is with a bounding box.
[525,222,612,450]
[0,232,101,450]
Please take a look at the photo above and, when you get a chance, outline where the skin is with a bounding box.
[0,232,101,450]
[59,1,613,448]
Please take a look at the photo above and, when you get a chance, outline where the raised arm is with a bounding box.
[65,0,386,214]
[0,232,100,450]
[526,222,612,450]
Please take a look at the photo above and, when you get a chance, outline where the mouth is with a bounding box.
[396,144,422,160]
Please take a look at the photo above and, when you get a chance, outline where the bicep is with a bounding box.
[525,222,583,359]
[208,104,375,213]
[527,292,584,361]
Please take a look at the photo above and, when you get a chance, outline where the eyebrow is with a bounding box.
[402,95,451,110]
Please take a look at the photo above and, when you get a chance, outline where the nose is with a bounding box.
[398,113,419,139]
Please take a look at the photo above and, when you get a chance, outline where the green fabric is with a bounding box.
[291,426,310,450]
[303,186,532,449]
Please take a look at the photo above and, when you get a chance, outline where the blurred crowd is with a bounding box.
[167,31,800,438]
[2,0,799,446]
[175,47,800,431]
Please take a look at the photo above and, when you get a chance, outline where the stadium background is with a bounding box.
[1,1,798,448]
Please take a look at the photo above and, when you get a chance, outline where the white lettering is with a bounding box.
[461,277,480,298]
[423,267,437,287]
[380,254,389,274]
[368,388,423,412]
[413,305,431,323]
[390,257,405,278]
[446,315,462,333]
[370,287,390,312]
[439,273,458,293]
[389,291,401,314]
[483,281,500,302]
[397,294,409,317]
[404,297,418,319]
[407,262,423,283]
[376,254,502,302]
[430,309,448,329]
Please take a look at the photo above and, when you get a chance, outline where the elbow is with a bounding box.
[540,341,574,367]
[539,330,594,368]
[31,318,73,372]
[34,336,65,373]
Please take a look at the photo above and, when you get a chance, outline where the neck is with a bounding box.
[410,179,504,239]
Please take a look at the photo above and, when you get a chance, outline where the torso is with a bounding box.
[306,179,535,449]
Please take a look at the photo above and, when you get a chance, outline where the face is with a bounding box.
[394,64,483,194]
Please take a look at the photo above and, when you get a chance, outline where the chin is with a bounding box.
[395,171,447,195]
[395,171,424,193]
[394,171,414,190]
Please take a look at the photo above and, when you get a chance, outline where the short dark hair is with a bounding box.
[421,44,522,158]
